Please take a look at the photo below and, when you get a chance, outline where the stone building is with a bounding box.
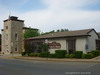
[1,16,38,54]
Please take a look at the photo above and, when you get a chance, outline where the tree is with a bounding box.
[41,30,55,35]
[56,29,60,32]
[24,27,40,38]
[61,29,64,32]
[40,43,48,52]
[41,29,69,35]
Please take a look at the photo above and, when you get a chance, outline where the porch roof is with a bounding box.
[26,29,94,40]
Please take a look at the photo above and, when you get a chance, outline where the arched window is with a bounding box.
[15,33,18,41]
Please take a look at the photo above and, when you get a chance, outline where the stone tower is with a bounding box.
[1,16,24,54]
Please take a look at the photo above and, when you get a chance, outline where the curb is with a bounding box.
[13,57,100,63]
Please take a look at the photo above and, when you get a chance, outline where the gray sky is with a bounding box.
[0,0,100,33]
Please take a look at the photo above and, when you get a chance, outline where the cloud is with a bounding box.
[0,0,100,33]
[42,0,100,9]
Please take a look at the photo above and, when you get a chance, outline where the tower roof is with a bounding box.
[4,16,24,22]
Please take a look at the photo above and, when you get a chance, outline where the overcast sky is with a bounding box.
[0,0,100,33]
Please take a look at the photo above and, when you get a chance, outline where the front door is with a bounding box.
[68,39,76,54]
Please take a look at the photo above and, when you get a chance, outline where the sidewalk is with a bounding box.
[14,56,100,63]
[0,54,100,63]
[0,54,21,58]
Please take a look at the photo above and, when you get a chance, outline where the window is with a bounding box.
[15,45,18,52]
[15,33,18,41]
[6,26,8,29]
[6,34,8,40]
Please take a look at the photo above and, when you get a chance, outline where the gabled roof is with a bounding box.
[26,29,95,40]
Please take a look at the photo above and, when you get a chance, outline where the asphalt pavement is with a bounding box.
[0,57,100,75]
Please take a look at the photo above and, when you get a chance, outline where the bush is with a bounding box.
[43,52,50,57]
[65,54,70,58]
[49,54,56,58]
[26,52,31,56]
[74,51,83,58]
[29,53,34,56]
[37,53,40,57]
[55,50,67,58]
[70,54,75,58]
[98,50,100,55]
[82,53,93,59]
[38,52,50,57]
[91,50,100,57]
[38,53,44,57]
[21,52,26,56]
[30,53,38,57]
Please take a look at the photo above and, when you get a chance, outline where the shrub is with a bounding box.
[30,53,34,56]
[38,53,44,57]
[74,51,83,58]
[38,52,50,57]
[69,54,75,58]
[30,53,38,57]
[43,52,50,57]
[98,50,100,55]
[26,52,31,56]
[55,50,67,58]
[82,53,93,59]
[49,54,56,58]
[65,54,70,58]
[91,50,100,57]
[37,53,40,57]
[21,52,26,56]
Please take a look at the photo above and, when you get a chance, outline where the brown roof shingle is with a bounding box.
[27,29,94,40]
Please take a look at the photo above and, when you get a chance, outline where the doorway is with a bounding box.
[68,39,76,54]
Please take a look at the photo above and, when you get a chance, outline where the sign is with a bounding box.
[48,42,61,49]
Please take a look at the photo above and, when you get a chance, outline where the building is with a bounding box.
[1,16,38,54]
[0,34,1,52]
[25,29,100,54]
[1,16,100,54]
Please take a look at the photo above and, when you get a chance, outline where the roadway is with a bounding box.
[0,58,100,75]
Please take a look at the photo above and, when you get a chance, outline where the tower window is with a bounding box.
[6,34,8,40]
[15,45,18,52]
[15,33,18,41]
[6,26,8,29]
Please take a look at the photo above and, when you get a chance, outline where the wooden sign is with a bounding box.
[48,42,61,49]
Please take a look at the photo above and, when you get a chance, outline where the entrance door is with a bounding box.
[68,39,76,54]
